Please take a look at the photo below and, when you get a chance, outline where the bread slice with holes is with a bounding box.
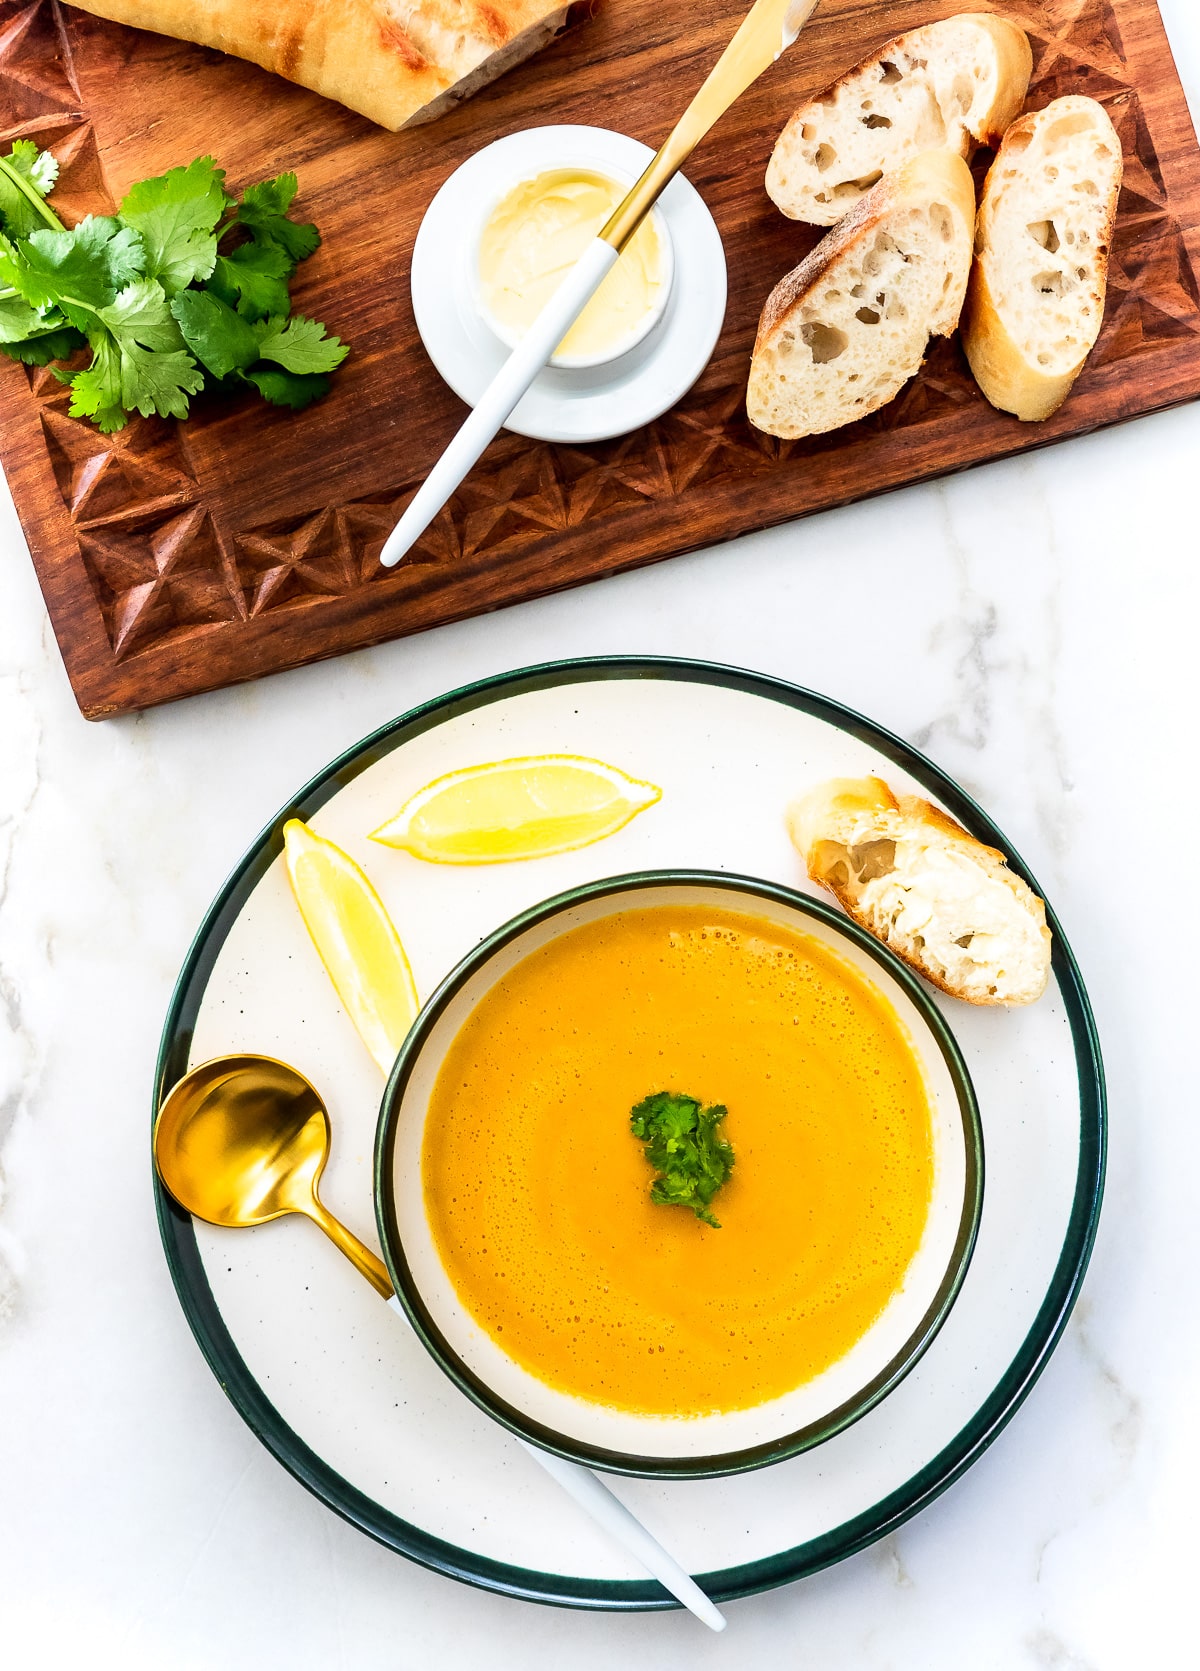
[747,151,975,439]
[787,776,1052,1006]
[963,96,1124,421]
[766,13,1032,226]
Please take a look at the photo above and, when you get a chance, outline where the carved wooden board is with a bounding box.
[1,0,1198,718]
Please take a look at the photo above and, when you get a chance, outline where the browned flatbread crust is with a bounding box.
[65,0,576,130]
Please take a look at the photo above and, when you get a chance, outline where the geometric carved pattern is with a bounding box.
[234,510,357,616]
[0,0,78,127]
[3,0,1200,712]
[39,406,198,528]
[1017,0,1128,85]
[77,507,243,659]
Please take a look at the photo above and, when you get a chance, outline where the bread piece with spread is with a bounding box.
[787,775,1052,1006]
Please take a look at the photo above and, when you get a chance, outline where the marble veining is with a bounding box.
[1,2,1198,1656]
[0,668,45,1321]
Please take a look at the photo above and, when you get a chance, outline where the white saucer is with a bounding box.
[409,126,728,445]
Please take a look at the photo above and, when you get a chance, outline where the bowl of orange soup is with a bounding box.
[375,873,983,1478]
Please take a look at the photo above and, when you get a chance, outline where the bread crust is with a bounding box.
[749,151,976,438]
[963,96,1123,421]
[962,14,1035,143]
[767,13,1032,226]
[65,0,574,130]
[787,775,1052,1007]
[754,151,975,357]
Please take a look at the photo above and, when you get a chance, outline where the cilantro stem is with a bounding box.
[0,154,64,233]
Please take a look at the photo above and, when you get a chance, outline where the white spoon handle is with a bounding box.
[379,237,618,569]
[385,1295,725,1630]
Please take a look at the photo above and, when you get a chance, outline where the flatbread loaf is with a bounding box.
[65,0,576,130]
[787,776,1052,1006]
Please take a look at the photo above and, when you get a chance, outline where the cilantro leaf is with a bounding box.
[119,156,226,296]
[253,313,347,375]
[233,173,320,262]
[629,1092,735,1229]
[208,238,293,321]
[68,324,203,428]
[10,140,58,196]
[0,289,83,364]
[0,323,86,365]
[170,287,260,378]
[97,275,187,351]
[5,217,145,324]
[116,338,204,420]
[67,333,126,432]
[241,363,331,409]
[0,152,346,429]
[0,143,60,239]
[71,278,203,425]
[0,290,54,343]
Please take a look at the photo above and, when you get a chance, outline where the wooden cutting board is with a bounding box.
[2,0,1198,719]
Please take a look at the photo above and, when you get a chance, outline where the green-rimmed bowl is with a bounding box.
[375,870,984,1481]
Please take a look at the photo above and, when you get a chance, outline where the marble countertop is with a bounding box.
[3,7,1198,1665]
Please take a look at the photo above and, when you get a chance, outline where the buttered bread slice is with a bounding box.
[767,13,1031,226]
[963,96,1124,421]
[787,776,1052,1007]
[747,150,975,440]
[65,0,575,130]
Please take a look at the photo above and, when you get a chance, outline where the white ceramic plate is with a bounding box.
[409,127,728,444]
[154,658,1104,1611]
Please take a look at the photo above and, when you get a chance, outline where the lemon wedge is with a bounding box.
[283,819,419,1074]
[369,755,662,864]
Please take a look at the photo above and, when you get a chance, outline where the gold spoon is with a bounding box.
[154,1053,726,1631]
[154,1053,392,1296]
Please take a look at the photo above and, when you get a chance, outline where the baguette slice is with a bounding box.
[963,96,1123,421]
[747,151,975,440]
[767,14,1032,226]
[787,777,1051,1006]
[64,0,575,131]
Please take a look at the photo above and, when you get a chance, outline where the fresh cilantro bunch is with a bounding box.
[0,147,348,431]
[629,1092,735,1229]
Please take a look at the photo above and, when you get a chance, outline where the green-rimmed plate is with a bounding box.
[377,871,984,1479]
[154,657,1104,1611]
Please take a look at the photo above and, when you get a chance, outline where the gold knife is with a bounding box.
[381,0,822,568]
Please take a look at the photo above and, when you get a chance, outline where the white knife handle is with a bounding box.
[384,1295,726,1630]
[515,1438,727,1631]
[381,237,620,569]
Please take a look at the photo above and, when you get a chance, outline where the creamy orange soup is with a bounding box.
[423,905,934,1417]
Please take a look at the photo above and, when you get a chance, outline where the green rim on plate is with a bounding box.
[153,656,1106,1610]
[376,870,984,1480]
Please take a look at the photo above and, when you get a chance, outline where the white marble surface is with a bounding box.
[3,7,1199,1663]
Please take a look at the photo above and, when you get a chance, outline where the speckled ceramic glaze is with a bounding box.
[154,658,1104,1610]
[378,872,983,1477]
